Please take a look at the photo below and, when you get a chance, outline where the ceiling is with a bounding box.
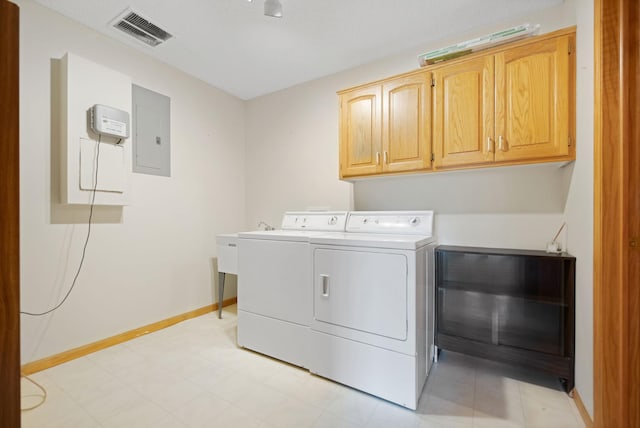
[34,0,563,100]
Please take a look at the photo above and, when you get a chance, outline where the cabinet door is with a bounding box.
[433,56,494,168]
[339,85,382,178]
[382,72,431,173]
[494,35,572,162]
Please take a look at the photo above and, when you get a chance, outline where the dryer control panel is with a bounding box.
[346,211,434,235]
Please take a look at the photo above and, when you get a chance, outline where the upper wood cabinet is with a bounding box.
[339,71,431,178]
[382,73,432,174]
[433,31,575,169]
[433,56,495,168]
[338,27,575,179]
[339,84,382,177]
[494,35,572,163]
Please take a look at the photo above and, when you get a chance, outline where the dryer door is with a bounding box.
[312,247,408,343]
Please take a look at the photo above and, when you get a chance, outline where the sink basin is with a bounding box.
[216,233,238,274]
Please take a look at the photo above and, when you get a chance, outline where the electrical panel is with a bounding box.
[132,84,171,177]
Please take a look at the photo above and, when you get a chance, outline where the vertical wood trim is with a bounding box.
[594,0,623,425]
[624,1,640,425]
[594,0,639,426]
[0,0,21,426]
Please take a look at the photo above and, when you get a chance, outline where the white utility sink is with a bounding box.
[216,233,238,275]
[215,233,238,318]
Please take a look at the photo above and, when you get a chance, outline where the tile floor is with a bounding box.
[21,305,585,428]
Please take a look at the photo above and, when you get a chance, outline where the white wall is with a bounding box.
[245,2,576,227]
[19,0,246,363]
[349,2,578,250]
[246,0,594,418]
[563,0,595,418]
[244,80,354,228]
[18,0,593,417]
[354,163,571,249]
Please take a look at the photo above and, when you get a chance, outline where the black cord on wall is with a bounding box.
[21,135,102,317]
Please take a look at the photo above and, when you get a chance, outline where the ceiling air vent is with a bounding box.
[111,9,172,47]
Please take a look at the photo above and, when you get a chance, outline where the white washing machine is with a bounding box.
[237,212,347,368]
[308,211,436,410]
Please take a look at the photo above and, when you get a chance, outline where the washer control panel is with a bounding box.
[281,212,348,231]
[346,211,434,235]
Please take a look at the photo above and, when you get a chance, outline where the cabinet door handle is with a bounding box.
[487,137,493,153]
[498,136,506,151]
[375,152,380,165]
[321,274,329,297]
[384,151,388,164]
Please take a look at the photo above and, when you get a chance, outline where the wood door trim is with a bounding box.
[623,0,640,425]
[0,0,20,425]
[594,0,638,426]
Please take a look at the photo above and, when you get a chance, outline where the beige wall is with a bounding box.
[19,0,246,363]
[245,0,593,418]
[18,0,594,418]
[564,0,595,417]
[244,82,353,227]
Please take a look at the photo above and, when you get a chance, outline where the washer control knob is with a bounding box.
[363,218,369,224]
[328,216,338,225]
[410,217,420,225]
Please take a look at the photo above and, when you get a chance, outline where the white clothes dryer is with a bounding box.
[308,211,437,410]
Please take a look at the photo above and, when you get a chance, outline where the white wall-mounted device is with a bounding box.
[89,104,130,139]
[61,53,131,205]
